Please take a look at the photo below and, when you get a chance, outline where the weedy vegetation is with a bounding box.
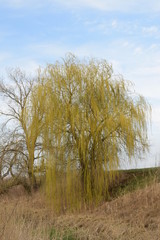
[0,54,156,239]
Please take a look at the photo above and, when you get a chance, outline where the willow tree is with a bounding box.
[36,54,150,210]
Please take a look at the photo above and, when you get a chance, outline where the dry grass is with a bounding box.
[54,181,160,239]
[0,180,160,239]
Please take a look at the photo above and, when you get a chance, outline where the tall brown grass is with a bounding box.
[0,178,160,240]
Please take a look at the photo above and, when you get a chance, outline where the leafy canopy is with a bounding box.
[30,54,150,210]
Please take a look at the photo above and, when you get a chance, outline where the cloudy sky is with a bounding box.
[0,0,160,168]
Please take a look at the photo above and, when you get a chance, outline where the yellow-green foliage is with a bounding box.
[29,54,151,211]
[20,81,45,186]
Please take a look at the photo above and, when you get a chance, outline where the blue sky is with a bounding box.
[0,0,160,168]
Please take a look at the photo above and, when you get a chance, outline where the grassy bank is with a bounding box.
[109,167,160,199]
[0,167,160,239]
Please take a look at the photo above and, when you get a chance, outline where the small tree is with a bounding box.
[0,69,44,189]
[35,54,150,209]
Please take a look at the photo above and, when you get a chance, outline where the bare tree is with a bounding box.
[0,129,28,181]
[0,69,43,189]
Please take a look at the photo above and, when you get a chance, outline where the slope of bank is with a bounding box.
[0,167,160,239]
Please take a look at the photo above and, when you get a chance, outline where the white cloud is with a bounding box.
[1,0,160,12]
[111,20,117,28]
[0,0,43,8]
[122,41,129,47]
[142,26,159,35]
[149,44,158,50]
[134,47,143,55]
[84,20,111,35]
[53,0,160,12]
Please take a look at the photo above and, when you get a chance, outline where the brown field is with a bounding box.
[0,178,160,240]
